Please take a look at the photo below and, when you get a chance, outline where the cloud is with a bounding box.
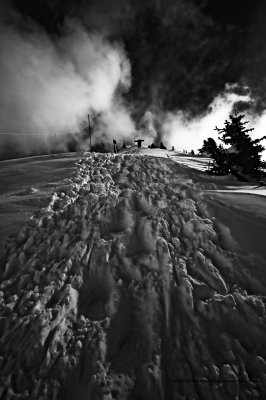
[1,0,266,159]
[0,18,134,158]
[161,87,251,152]
[161,84,266,159]
[6,0,248,117]
[92,104,136,146]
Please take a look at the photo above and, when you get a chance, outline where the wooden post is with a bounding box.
[88,114,92,152]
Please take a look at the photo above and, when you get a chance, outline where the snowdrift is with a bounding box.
[0,151,266,399]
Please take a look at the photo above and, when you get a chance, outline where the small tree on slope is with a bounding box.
[199,112,266,181]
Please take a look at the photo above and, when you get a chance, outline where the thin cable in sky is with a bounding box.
[0,133,43,136]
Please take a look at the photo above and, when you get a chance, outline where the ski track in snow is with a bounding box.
[0,151,266,399]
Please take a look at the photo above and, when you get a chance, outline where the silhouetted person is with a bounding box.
[122,141,126,149]
[135,139,144,148]
[160,142,166,149]
[113,138,118,153]
[171,146,175,151]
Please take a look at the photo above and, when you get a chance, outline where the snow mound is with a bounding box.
[0,152,266,399]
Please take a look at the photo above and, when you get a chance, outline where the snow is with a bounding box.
[171,154,212,172]
[207,187,266,196]
[0,148,266,399]
[0,153,79,247]
[169,151,266,197]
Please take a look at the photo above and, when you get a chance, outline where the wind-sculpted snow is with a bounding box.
[0,152,266,399]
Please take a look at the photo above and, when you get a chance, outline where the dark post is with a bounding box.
[88,114,92,152]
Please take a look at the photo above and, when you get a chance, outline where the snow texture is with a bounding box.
[0,151,266,399]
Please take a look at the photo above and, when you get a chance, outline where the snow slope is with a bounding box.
[169,152,266,260]
[0,150,266,399]
[0,153,79,247]
[170,152,266,196]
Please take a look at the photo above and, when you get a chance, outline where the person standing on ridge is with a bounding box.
[113,138,118,153]
[135,139,144,148]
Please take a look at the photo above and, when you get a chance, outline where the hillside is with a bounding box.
[0,150,266,399]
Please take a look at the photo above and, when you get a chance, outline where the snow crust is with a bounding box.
[0,150,266,399]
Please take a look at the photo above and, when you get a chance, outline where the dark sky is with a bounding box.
[3,0,266,118]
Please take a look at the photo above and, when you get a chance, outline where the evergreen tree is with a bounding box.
[199,138,229,175]
[199,111,266,180]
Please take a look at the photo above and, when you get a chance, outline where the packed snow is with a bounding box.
[0,149,266,399]
[0,153,78,247]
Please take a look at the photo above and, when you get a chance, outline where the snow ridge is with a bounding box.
[0,152,266,399]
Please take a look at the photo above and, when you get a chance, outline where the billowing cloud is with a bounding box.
[162,86,266,158]
[161,87,247,151]
[0,17,133,158]
[9,0,263,116]
[1,0,266,159]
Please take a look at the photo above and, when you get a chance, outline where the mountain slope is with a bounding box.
[0,151,266,399]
